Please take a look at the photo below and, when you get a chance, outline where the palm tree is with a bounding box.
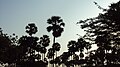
[39,35,50,61]
[46,16,65,67]
[46,16,65,43]
[25,23,38,36]
[47,48,55,59]
[40,47,47,61]
[67,40,78,60]
[25,23,38,62]
[52,42,61,67]
[67,40,79,67]
[52,42,61,58]
[40,35,50,47]
[47,48,55,67]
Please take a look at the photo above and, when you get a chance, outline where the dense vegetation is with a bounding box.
[0,1,120,67]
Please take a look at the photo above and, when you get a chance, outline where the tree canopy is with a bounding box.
[77,1,120,66]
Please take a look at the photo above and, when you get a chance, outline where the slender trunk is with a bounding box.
[53,56,54,67]
[53,36,55,67]
[42,54,44,61]
[53,36,55,44]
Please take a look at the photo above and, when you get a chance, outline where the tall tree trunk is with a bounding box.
[42,54,44,61]
[53,36,55,44]
[53,36,55,67]
[53,56,54,67]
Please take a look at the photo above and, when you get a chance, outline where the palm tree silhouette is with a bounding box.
[25,23,38,61]
[46,16,65,42]
[47,48,55,59]
[40,35,50,47]
[26,23,38,36]
[67,40,78,60]
[39,35,50,62]
[52,42,61,58]
[47,48,55,67]
[40,47,47,61]
[46,16,65,67]
[46,16,65,45]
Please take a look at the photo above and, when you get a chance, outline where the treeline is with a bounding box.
[0,1,120,67]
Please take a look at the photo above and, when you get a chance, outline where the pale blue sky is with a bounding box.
[0,0,119,55]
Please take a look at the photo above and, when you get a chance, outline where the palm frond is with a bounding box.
[46,26,53,32]
[60,23,65,27]
[47,19,52,24]
[58,19,63,23]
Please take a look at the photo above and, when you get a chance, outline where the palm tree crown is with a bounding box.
[47,16,65,37]
[39,35,50,47]
[52,42,61,51]
[26,23,38,36]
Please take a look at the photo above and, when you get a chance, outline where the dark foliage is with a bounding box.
[77,1,120,66]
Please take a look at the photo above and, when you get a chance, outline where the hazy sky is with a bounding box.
[0,0,119,55]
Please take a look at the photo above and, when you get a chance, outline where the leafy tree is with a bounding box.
[77,1,120,66]
[18,23,48,67]
[0,28,20,66]
[76,37,91,59]
[0,28,11,64]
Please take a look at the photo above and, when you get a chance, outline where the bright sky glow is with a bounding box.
[0,0,119,55]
